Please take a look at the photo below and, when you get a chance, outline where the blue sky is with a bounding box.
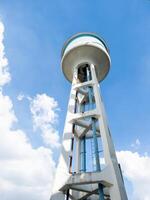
[0,0,150,199]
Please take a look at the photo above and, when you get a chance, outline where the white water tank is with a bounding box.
[61,32,111,82]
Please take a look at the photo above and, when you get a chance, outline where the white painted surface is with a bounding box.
[63,36,106,57]
[61,33,111,82]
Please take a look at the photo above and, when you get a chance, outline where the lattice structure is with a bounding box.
[50,33,128,200]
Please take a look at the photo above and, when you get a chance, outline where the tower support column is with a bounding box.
[90,63,128,200]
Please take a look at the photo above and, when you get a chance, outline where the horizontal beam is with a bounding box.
[74,120,100,133]
[70,184,98,193]
[60,166,113,192]
[73,80,94,90]
[69,109,100,123]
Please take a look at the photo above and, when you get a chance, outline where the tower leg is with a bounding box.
[50,71,78,200]
[90,64,128,200]
[80,136,86,172]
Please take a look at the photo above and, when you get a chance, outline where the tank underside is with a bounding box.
[62,44,110,83]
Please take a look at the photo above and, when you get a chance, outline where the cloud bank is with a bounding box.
[0,21,59,200]
[0,22,11,87]
[117,151,150,200]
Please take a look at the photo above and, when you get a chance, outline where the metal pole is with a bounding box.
[80,136,86,172]
[66,189,69,200]
[79,91,86,172]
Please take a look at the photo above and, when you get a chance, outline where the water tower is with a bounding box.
[50,33,128,200]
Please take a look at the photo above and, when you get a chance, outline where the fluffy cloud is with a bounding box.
[117,151,150,200]
[30,94,60,148]
[0,22,11,87]
[0,92,17,130]
[0,21,59,200]
[17,93,25,101]
[0,92,56,200]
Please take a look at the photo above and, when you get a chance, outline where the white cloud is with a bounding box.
[131,138,141,149]
[17,93,31,101]
[135,138,140,146]
[0,21,59,200]
[0,92,56,200]
[0,92,17,130]
[0,21,11,87]
[17,93,25,101]
[30,93,60,148]
[117,151,150,200]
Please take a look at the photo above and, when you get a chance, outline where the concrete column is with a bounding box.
[90,64,128,200]
[50,68,77,200]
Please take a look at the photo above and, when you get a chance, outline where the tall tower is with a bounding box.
[51,33,128,200]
